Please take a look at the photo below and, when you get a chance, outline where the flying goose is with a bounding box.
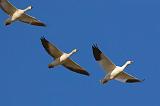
[92,44,144,84]
[41,37,90,76]
[0,0,45,26]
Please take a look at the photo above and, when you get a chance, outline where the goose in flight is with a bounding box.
[0,0,46,26]
[92,44,144,84]
[41,37,90,76]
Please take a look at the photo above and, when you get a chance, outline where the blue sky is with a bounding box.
[0,0,160,105]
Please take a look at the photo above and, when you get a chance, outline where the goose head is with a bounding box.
[72,49,78,53]
[122,60,133,69]
[68,49,78,56]
[24,6,33,12]
[126,60,134,65]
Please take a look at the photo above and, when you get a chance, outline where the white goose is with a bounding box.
[41,37,90,76]
[0,0,45,26]
[92,44,144,84]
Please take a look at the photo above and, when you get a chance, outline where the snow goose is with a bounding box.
[92,44,144,84]
[0,0,45,26]
[41,37,90,76]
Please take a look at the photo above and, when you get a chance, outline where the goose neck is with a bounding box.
[24,6,32,12]
[122,62,129,69]
[68,51,74,56]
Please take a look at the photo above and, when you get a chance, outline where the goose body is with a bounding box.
[41,37,90,76]
[7,9,25,24]
[0,0,45,26]
[92,44,144,84]
[48,50,77,68]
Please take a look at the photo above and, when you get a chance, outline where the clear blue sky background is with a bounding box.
[0,0,160,105]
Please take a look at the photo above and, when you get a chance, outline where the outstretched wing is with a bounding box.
[63,59,90,76]
[19,14,46,26]
[92,44,116,73]
[115,72,144,83]
[0,0,17,16]
[41,37,62,59]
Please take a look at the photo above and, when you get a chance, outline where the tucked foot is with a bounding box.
[5,21,11,26]
[48,64,54,68]
[100,79,108,84]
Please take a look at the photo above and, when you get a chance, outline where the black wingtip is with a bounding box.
[40,36,46,42]
[40,36,50,48]
[42,23,47,27]
[40,36,49,43]
[126,79,144,83]
[79,71,90,76]
[31,22,46,27]
[40,23,46,27]
[75,68,90,76]
[141,79,145,82]
[92,44,102,61]
[40,36,44,39]
[77,70,90,76]
[84,71,90,76]
[64,65,90,76]
[81,70,90,76]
